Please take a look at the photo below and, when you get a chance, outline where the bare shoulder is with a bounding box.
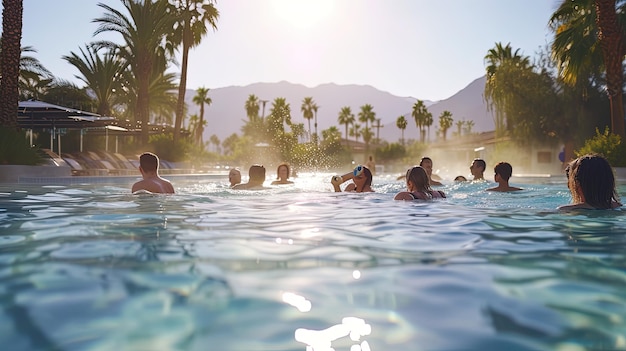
[394,192,414,200]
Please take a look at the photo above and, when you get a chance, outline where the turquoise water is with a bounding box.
[1,174,626,351]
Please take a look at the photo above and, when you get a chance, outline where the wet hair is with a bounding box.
[454,175,467,182]
[276,162,291,180]
[248,164,266,184]
[494,162,513,181]
[567,154,619,209]
[360,166,373,189]
[419,157,433,166]
[139,152,159,173]
[473,158,486,171]
[406,166,432,192]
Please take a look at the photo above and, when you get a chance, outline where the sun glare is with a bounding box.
[271,0,334,29]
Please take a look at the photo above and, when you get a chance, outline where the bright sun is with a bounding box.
[270,0,334,29]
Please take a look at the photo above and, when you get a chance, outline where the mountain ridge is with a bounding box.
[184,76,494,144]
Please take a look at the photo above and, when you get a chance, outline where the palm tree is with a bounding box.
[169,0,219,142]
[358,104,375,151]
[464,120,475,134]
[412,100,431,142]
[312,103,319,144]
[396,115,407,144]
[301,96,315,142]
[63,44,126,116]
[193,87,212,146]
[550,0,625,137]
[8,46,52,99]
[595,0,625,137]
[0,0,23,127]
[358,104,376,130]
[350,123,361,143]
[337,106,354,145]
[209,134,220,153]
[19,73,52,101]
[438,111,454,141]
[484,42,531,136]
[267,97,292,140]
[94,0,175,145]
[455,120,464,137]
[245,94,260,121]
[188,113,199,138]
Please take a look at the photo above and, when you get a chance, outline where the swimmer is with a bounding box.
[132,152,175,194]
[331,165,374,192]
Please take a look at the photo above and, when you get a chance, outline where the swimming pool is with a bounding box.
[1,173,625,350]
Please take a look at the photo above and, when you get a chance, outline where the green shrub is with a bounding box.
[576,127,626,167]
[0,127,43,165]
[148,134,191,162]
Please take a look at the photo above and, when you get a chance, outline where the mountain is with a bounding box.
[184,77,494,144]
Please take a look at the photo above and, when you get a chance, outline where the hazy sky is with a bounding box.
[21,0,559,101]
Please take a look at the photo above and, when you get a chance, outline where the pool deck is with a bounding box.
[0,165,227,185]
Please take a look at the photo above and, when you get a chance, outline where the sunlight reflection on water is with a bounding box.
[0,175,625,350]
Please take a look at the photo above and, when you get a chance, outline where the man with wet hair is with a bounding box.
[470,158,486,181]
[232,164,266,190]
[420,156,443,186]
[486,162,523,192]
[132,152,175,194]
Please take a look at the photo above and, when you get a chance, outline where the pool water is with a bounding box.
[1,173,625,351]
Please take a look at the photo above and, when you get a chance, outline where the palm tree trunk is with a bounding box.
[174,40,191,142]
[0,0,22,128]
[595,0,625,137]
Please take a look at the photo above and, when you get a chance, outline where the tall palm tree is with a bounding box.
[439,111,454,141]
[0,0,23,127]
[595,0,625,137]
[63,44,126,116]
[396,115,407,144]
[337,106,355,145]
[483,42,531,136]
[169,0,219,142]
[268,97,291,135]
[245,94,260,121]
[455,120,464,136]
[7,45,52,99]
[209,134,220,153]
[350,123,361,143]
[312,103,319,144]
[358,104,376,131]
[193,87,212,146]
[551,0,625,137]
[301,96,315,141]
[358,104,375,152]
[412,100,431,142]
[94,0,175,145]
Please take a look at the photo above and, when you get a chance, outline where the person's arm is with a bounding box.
[331,173,352,192]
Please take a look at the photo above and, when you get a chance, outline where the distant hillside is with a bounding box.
[184,77,494,144]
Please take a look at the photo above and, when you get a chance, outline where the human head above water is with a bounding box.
[566,153,619,209]
[354,165,373,189]
[494,162,513,181]
[406,166,431,191]
[276,162,291,180]
[139,152,159,173]
[229,168,241,185]
[248,164,266,184]
[470,158,486,179]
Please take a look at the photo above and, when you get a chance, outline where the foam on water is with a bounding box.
[0,173,625,350]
